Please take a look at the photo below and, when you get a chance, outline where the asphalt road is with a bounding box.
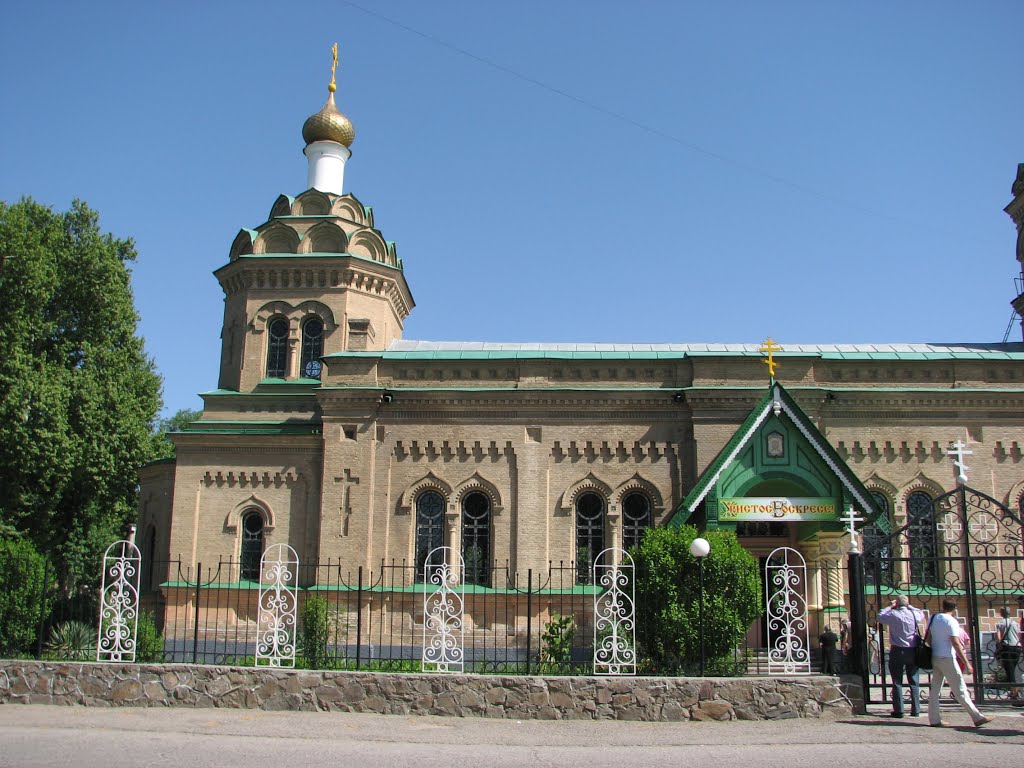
[1,704,1023,768]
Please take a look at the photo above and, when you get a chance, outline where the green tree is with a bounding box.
[631,525,762,674]
[300,595,330,669]
[152,407,202,460]
[0,537,51,655]
[0,198,162,595]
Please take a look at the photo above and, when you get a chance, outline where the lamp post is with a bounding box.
[690,537,711,676]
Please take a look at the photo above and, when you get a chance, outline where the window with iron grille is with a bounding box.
[576,492,605,584]
[240,511,264,581]
[863,491,895,587]
[622,492,651,552]
[461,492,491,587]
[415,491,445,583]
[265,318,289,378]
[300,317,324,379]
[907,490,939,586]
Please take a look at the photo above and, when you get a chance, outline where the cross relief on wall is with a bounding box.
[333,468,360,536]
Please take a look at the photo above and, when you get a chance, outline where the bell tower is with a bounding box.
[212,45,414,393]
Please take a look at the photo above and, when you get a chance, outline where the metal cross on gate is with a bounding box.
[842,504,865,553]
[945,438,973,483]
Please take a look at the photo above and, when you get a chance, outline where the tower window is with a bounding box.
[266,318,289,378]
[300,317,324,379]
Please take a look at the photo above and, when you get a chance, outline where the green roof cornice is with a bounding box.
[183,420,321,435]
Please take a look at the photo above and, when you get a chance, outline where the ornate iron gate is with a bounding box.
[97,539,142,662]
[255,543,299,668]
[422,546,465,673]
[861,485,1024,706]
[593,548,636,675]
[765,547,811,674]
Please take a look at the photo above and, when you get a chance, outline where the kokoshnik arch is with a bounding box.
[136,48,1024,646]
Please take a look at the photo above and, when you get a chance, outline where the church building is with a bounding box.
[137,59,1024,635]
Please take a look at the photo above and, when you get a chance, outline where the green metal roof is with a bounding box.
[324,341,1024,362]
[184,420,321,435]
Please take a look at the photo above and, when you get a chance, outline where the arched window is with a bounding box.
[622,492,652,552]
[415,491,445,582]
[300,317,324,379]
[240,511,264,581]
[576,492,605,584]
[863,491,894,586]
[265,318,289,378]
[461,492,491,587]
[907,491,938,586]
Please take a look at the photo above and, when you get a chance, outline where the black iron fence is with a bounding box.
[4,551,858,678]
[863,554,1024,708]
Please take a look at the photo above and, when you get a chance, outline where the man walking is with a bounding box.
[876,595,924,717]
[996,606,1021,702]
[927,598,993,728]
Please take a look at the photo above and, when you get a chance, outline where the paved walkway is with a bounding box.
[1,702,1023,768]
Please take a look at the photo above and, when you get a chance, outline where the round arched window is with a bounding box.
[575,492,605,584]
[415,491,445,582]
[462,492,491,587]
[622,492,652,552]
[266,318,289,378]
[240,511,264,581]
[301,317,324,379]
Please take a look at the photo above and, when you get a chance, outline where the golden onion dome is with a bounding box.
[302,91,355,147]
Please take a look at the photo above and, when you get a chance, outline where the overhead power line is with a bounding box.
[343,1,906,224]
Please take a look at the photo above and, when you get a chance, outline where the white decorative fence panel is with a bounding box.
[255,544,299,668]
[422,547,464,673]
[97,540,142,662]
[593,548,636,675]
[765,546,811,675]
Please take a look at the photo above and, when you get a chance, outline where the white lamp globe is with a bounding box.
[689,537,711,558]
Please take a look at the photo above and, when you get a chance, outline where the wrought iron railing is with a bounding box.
[3,550,868,679]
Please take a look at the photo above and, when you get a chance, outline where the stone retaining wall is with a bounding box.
[0,661,856,721]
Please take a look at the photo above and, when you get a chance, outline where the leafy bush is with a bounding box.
[632,524,762,675]
[45,620,96,660]
[300,595,330,669]
[0,537,50,655]
[539,613,576,674]
[135,610,164,663]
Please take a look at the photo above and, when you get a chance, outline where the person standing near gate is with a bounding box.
[927,598,993,728]
[877,595,925,717]
[996,606,1021,702]
[819,625,839,674]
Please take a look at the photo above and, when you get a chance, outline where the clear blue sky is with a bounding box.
[2,2,1022,417]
